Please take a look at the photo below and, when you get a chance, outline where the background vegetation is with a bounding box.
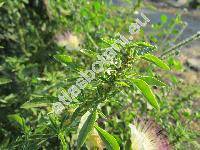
[0,0,199,149]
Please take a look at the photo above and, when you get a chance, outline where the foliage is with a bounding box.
[0,0,199,149]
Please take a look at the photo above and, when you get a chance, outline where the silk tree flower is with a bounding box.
[54,31,81,51]
[129,119,170,150]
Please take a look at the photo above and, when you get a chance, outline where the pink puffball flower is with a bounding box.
[129,119,170,150]
[54,31,81,51]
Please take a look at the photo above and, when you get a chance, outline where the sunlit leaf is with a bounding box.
[95,125,120,150]
[142,53,170,70]
[115,81,130,87]
[21,96,57,109]
[0,2,4,7]
[101,38,115,45]
[0,77,12,85]
[8,114,30,133]
[131,78,159,109]
[127,42,156,55]
[77,110,97,149]
[54,54,72,64]
[80,49,97,58]
[161,14,168,23]
[93,2,100,11]
[139,76,166,87]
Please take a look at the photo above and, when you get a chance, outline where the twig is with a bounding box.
[161,31,200,58]
[98,101,133,123]
[86,33,99,49]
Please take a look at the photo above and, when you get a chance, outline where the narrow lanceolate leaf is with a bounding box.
[8,114,30,133]
[95,125,120,150]
[80,49,97,58]
[141,53,170,70]
[54,54,72,64]
[0,77,12,85]
[131,79,159,109]
[115,81,130,87]
[101,38,115,45]
[0,2,4,7]
[139,76,166,87]
[77,110,97,149]
[21,102,48,109]
[21,96,57,109]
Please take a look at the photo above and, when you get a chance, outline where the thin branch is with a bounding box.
[161,31,200,58]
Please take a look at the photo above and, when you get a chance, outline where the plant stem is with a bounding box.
[86,33,99,49]
[161,31,200,58]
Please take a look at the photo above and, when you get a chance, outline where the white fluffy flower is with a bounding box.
[55,32,81,51]
[129,119,170,150]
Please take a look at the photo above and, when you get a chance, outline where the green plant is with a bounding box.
[0,0,199,149]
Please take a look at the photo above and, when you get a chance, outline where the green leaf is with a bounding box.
[161,14,168,23]
[141,54,170,70]
[101,38,115,45]
[139,76,166,87]
[95,125,120,150]
[0,77,12,85]
[77,110,97,149]
[80,49,97,58]
[115,81,130,87]
[93,2,100,11]
[131,79,159,109]
[21,96,57,109]
[21,102,48,109]
[130,42,156,55]
[8,114,24,127]
[0,2,4,7]
[8,114,30,133]
[54,54,72,64]
[80,8,89,17]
